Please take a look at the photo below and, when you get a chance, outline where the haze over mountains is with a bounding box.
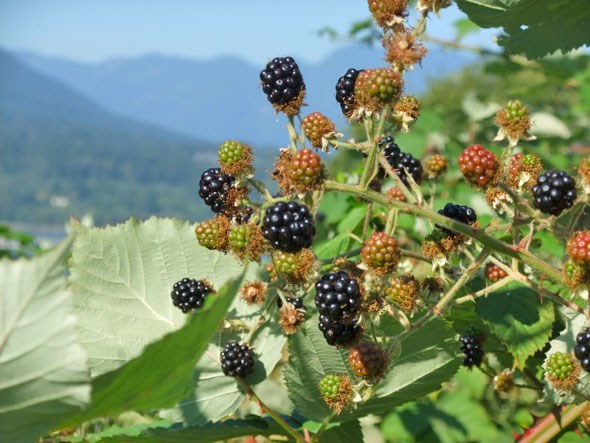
[17,45,475,147]
[0,45,475,227]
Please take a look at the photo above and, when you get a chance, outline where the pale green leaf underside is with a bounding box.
[0,239,90,443]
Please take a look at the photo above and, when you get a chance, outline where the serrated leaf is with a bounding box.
[0,238,90,443]
[322,420,364,443]
[354,319,461,417]
[283,316,351,421]
[63,272,247,426]
[457,0,590,59]
[475,283,555,367]
[69,217,254,377]
[337,206,367,234]
[159,308,286,426]
[314,234,350,260]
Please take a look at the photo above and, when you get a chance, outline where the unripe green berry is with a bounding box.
[319,374,344,400]
[546,352,575,381]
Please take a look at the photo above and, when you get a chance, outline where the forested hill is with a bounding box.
[0,51,221,225]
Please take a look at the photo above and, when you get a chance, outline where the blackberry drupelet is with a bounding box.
[318,315,362,346]
[314,271,361,320]
[379,136,423,185]
[260,56,305,105]
[220,341,255,378]
[335,68,364,117]
[437,203,477,236]
[532,169,577,216]
[261,201,316,252]
[170,278,212,313]
[459,334,484,368]
[198,168,234,214]
[277,296,305,310]
[574,327,590,372]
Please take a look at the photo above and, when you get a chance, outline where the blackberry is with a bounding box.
[458,144,498,187]
[574,327,590,372]
[348,342,388,379]
[319,374,347,401]
[531,169,577,216]
[170,278,213,313]
[220,341,255,378]
[546,352,576,381]
[314,271,361,320]
[485,262,507,282]
[277,296,305,310]
[335,68,363,117]
[567,231,590,265]
[198,168,234,214]
[437,203,477,236]
[302,113,335,150]
[379,136,423,185]
[360,231,400,274]
[261,201,316,253]
[459,334,484,368]
[260,56,305,106]
[318,315,362,346]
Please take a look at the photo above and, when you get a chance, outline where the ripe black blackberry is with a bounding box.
[198,168,234,214]
[170,278,213,313]
[574,327,590,372]
[261,201,316,253]
[531,169,577,216]
[379,136,423,186]
[319,315,362,346]
[277,296,305,310]
[437,203,477,236]
[260,56,305,105]
[459,334,484,368]
[335,68,363,117]
[314,271,361,320]
[220,341,255,378]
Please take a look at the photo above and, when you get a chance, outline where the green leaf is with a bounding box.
[337,206,367,234]
[0,238,90,443]
[355,319,461,417]
[159,303,286,425]
[283,316,351,422]
[69,217,253,377]
[314,234,351,260]
[322,420,364,443]
[87,417,287,443]
[456,0,590,59]
[475,283,555,367]
[63,272,247,426]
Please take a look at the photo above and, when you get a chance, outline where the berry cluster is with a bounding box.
[459,334,484,368]
[361,231,400,274]
[458,144,498,187]
[575,328,590,372]
[437,203,477,236]
[315,271,362,346]
[262,201,316,253]
[259,57,305,107]
[379,136,423,185]
[348,342,387,379]
[335,68,363,117]
[170,278,213,313]
[485,263,507,282]
[198,168,235,214]
[546,352,576,381]
[220,341,255,378]
[567,231,590,266]
[531,169,577,216]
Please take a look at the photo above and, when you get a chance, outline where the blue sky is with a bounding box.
[0,0,497,64]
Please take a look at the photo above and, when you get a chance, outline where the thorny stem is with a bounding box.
[324,180,567,287]
[237,379,306,443]
[517,403,587,443]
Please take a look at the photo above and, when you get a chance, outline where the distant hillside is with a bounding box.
[0,51,252,225]
[17,45,476,147]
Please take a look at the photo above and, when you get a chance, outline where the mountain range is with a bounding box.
[17,44,475,147]
[0,45,476,227]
